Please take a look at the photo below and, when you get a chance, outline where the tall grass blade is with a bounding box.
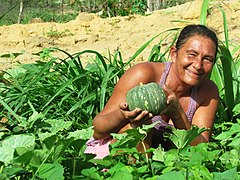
[100,67,115,110]
[200,0,209,25]
[41,78,74,110]
[0,98,23,123]
[26,58,56,88]
[219,7,229,48]
[211,64,224,95]
[75,50,108,72]
[219,45,235,118]
[126,28,180,66]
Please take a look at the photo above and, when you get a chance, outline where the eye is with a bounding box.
[203,56,214,63]
[187,52,196,57]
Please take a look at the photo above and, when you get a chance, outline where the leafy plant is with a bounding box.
[45,29,74,38]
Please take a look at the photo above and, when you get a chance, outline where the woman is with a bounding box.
[85,24,219,159]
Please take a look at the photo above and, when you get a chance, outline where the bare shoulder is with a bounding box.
[122,62,165,83]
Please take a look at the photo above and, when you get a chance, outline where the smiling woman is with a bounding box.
[171,35,216,86]
[85,24,220,158]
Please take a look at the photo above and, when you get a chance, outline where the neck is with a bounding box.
[165,67,192,97]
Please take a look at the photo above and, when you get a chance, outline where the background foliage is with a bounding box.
[0,0,192,25]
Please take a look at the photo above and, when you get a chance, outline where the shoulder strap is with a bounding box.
[159,62,172,86]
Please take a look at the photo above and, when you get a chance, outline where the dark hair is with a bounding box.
[176,24,218,58]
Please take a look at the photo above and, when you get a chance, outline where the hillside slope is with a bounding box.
[0,0,239,70]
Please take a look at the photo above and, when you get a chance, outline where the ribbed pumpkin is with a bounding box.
[126,82,166,115]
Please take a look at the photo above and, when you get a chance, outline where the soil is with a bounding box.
[0,0,239,71]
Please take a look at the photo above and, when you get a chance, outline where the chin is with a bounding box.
[186,77,207,86]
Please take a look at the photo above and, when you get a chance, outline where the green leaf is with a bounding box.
[158,171,185,180]
[213,167,239,180]
[163,149,179,167]
[200,0,209,25]
[2,134,35,149]
[164,126,208,149]
[37,162,64,180]
[3,67,26,79]
[152,146,166,162]
[45,119,72,134]
[67,127,93,140]
[190,165,212,179]
[219,44,235,117]
[211,64,224,96]
[218,7,229,48]
[30,149,48,167]
[2,166,25,177]
[233,103,240,117]
[38,132,55,142]
[0,98,26,123]
[52,138,74,161]
[0,134,35,165]
[81,167,101,179]
[219,149,240,169]
[14,150,33,164]
[0,147,15,165]
[110,166,133,180]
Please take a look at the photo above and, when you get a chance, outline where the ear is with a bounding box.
[170,46,177,63]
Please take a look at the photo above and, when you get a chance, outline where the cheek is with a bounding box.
[203,63,214,73]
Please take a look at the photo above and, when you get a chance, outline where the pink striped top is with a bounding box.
[152,62,197,130]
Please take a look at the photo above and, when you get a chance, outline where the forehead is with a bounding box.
[182,35,216,55]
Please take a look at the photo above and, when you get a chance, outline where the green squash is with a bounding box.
[126,82,166,115]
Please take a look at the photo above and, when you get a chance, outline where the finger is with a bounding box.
[133,110,153,121]
[130,108,142,117]
[163,84,172,95]
[119,102,128,110]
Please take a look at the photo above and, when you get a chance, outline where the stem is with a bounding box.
[141,140,149,163]
[72,158,76,178]
[32,147,54,179]
[0,165,3,173]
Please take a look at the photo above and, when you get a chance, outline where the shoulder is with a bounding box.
[123,62,165,83]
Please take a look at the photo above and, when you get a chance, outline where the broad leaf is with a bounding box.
[164,126,208,149]
[158,171,185,180]
[37,162,64,180]
[0,134,35,165]
[213,167,239,180]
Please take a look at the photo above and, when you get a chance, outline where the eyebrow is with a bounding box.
[186,49,198,54]
[186,49,214,58]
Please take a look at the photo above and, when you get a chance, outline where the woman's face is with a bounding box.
[171,35,216,86]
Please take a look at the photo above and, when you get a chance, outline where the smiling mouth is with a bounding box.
[186,69,204,77]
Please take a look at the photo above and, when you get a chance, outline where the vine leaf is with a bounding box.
[164,126,209,149]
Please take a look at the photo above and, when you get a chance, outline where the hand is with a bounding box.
[119,102,153,127]
[161,85,181,118]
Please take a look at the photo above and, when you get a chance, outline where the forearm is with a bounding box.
[190,134,208,146]
[171,105,211,145]
[93,110,129,139]
[171,103,191,130]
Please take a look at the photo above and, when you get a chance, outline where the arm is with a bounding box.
[190,81,219,145]
[162,80,219,145]
[93,62,162,139]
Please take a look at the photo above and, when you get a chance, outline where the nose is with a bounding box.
[192,57,203,70]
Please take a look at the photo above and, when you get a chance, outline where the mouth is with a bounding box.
[186,69,204,78]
